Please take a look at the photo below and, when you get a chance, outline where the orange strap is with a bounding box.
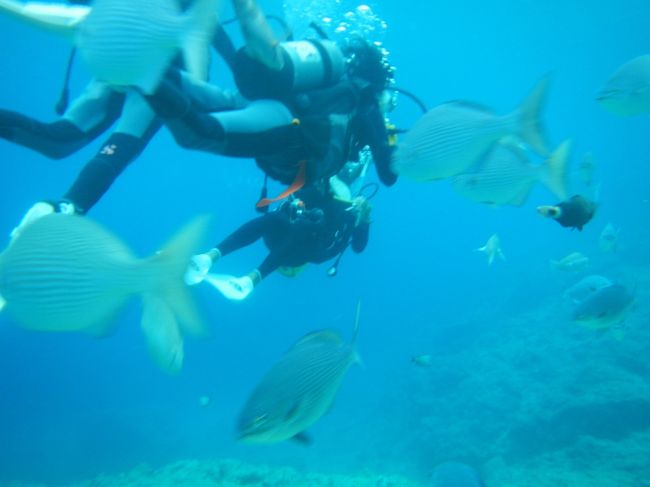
[256,160,307,208]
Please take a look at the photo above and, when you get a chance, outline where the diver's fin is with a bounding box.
[0,0,86,37]
[146,216,210,337]
[291,432,312,446]
[517,74,551,156]
[540,139,571,200]
[203,273,254,301]
[141,293,184,374]
[181,0,220,82]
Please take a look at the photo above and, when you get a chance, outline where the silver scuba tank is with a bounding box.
[280,39,346,92]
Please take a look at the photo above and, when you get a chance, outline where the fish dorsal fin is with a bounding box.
[440,100,495,114]
[294,329,342,347]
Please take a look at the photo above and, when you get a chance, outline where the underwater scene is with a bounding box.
[0,0,649,485]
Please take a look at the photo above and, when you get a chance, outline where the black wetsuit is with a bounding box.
[145,46,397,188]
[0,25,238,214]
[216,188,369,278]
[553,195,597,231]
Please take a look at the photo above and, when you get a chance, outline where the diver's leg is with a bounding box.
[62,92,160,213]
[0,80,122,159]
[231,0,283,70]
[216,212,283,256]
[179,71,246,113]
[146,78,295,156]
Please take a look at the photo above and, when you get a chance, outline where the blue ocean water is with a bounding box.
[0,0,649,485]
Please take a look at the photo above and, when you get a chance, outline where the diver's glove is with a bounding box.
[9,200,77,241]
[184,248,221,286]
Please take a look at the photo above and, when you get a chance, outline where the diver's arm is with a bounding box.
[356,101,397,186]
[0,0,87,37]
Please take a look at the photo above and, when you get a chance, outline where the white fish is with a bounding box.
[597,54,650,116]
[0,214,208,371]
[452,139,570,206]
[599,223,620,252]
[579,152,596,188]
[474,233,505,265]
[76,0,219,93]
[551,251,589,272]
[572,284,634,330]
[563,275,613,304]
[392,76,550,181]
[237,302,361,444]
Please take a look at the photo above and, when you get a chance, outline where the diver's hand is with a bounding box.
[184,253,213,286]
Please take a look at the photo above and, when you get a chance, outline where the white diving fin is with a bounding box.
[0,0,88,37]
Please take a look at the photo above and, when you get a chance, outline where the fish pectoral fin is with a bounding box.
[291,432,312,446]
[0,0,86,37]
[181,0,220,82]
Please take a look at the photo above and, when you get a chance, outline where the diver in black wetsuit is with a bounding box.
[144,0,398,202]
[4,2,242,239]
[185,182,372,300]
[537,194,597,231]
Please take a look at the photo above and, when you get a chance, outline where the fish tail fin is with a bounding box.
[181,0,221,81]
[145,216,210,338]
[141,293,184,374]
[540,139,571,199]
[351,300,361,346]
[498,248,506,262]
[517,74,551,156]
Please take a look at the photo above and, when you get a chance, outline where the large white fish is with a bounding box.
[77,0,219,93]
[0,214,208,372]
[597,54,650,116]
[452,139,570,206]
[0,0,220,94]
[392,76,550,181]
[237,302,361,444]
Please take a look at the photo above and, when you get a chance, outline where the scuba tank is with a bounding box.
[280,39,346,92]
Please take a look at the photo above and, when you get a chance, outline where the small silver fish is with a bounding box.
[475,233,505,265]
[411,354,432,367]
[551,252,589,272]
[597,54,650,116]
[599,223,620,252]
[579,152,596,188]
[392,76,550,181]
[237,302,361,444]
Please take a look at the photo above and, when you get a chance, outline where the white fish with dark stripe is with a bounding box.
[597,54,650,116]
[0,214,208,373]
[76,0,219,93]
[237,302,362,444]
[452,139,570,206]
[392,76,550,181]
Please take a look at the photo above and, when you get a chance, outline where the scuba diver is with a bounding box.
[144,0,398,207]
[185,175,373,300]
[3,0,242,239]
[537,194,597,231]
